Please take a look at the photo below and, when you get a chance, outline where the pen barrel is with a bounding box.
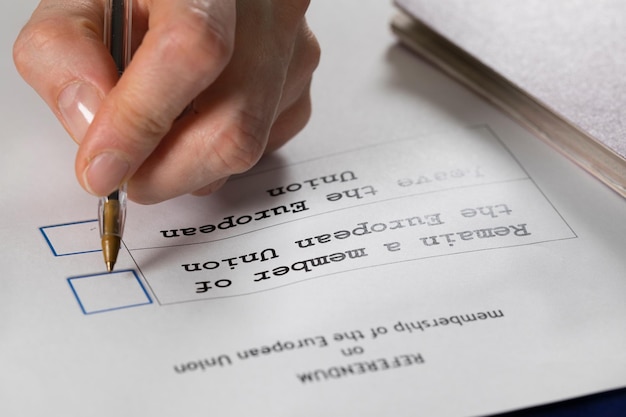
[99,186,127,236]
[102,199,123,238]
[100,0,131,272]
[104,0,133,74]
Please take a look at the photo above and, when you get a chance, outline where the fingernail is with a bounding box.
[58,82,102,143]
[84,152,130,196]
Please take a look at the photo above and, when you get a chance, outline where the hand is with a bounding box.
[13,0,320,204]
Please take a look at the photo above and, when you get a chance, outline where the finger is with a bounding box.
[126,87,280,204]
[125,0,319,204]
[191,177,230,197]
[274,19,320,115]
[265,19,319,151]
[13,0,116,143]
[124,1,291,203]
[76,0,237,197]
[266,85,313,153]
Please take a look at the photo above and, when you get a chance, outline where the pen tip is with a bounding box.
[106,261,115,273]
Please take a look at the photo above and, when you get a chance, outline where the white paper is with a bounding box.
[2,1,625,416]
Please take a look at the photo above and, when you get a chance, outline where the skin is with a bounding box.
[13,0,320,204]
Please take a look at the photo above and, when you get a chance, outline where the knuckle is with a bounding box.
[12,20,53,76]
[278,0,311,18]
[13,14,101,80]
[269,1,312,37]
[210,110,268,174]
[158,10,234,84]
[270,92,312,151]
[301,25,321,74]
[293,0,312,16]
[293,91,313,129]
[113,96,172,149]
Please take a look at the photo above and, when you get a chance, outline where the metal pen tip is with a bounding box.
[100,197,123,274]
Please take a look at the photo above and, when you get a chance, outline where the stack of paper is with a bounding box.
[392,0,626,197]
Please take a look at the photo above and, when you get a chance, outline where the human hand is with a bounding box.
[13,0,320,204]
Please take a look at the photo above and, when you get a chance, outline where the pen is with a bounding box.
[99,0,132,272]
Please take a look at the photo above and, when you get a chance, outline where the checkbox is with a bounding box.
[40,220,101,256]
[68,270,152,315]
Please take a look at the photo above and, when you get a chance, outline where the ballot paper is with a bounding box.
[2,1,625,416]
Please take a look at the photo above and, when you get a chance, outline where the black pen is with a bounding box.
[99,0,132,272]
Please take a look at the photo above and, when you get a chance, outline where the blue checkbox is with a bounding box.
[40,220,101,256]
[68,269,152,315]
